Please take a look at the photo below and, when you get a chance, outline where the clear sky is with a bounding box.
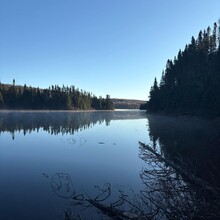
[0,0,220,100]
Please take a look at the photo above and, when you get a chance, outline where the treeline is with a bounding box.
[0,81,114,110]
[144,21,220,116]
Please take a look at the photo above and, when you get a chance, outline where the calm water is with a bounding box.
[0,111,220,219]
[0,110,148,220]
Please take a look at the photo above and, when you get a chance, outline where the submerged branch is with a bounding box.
[71,188,147,220]
[139,141,220,219]
[139,141,219,195]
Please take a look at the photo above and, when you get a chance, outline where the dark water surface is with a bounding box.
[0,110,148,220]
[0,111,220,219]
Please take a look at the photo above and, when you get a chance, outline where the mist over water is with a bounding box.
[0,110,148,219]
[0,111,219,219]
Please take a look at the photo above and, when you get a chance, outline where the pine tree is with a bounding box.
[146,21,220,116]
[0,91,4,107]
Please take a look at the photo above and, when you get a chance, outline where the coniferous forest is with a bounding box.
[0,81,114,110]
[144,21,220,116]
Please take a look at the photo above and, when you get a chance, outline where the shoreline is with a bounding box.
[0,109,115,113]
[0,109,142,113]
[146,112,220,125]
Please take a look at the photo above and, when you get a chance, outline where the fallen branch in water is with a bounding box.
[139,141,220,219]
[71,183,148,219]
[139,141,219,195]
[49,142,220,219]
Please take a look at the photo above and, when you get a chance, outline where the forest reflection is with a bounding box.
[139,114,220,218]
[44,114,220,219]
[146,114,220,186]
[2,111,220,218]
[0,110,146,139]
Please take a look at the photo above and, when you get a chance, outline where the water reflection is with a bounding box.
[44,113,220,219]
[146,114,220,186]
[139,114,220,219]
[0,110,147,220]
[0,110,146,139]
[2,111,219,219]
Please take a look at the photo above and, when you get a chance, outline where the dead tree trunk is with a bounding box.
[139,141,219,195]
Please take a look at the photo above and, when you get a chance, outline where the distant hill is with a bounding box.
[112,98,146,109]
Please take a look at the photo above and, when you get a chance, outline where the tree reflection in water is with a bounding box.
[48,114,220,219]
[50,141,220,219]
[0,110,146,140]
[137,115,220,219]
[2,111,220,219]
[0,111,113,139]
[139,142,220,219]
[70,116,220,219]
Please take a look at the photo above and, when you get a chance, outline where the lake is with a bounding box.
[0,111,220,219]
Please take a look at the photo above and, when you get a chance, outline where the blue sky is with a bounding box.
[0,0,220,100]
